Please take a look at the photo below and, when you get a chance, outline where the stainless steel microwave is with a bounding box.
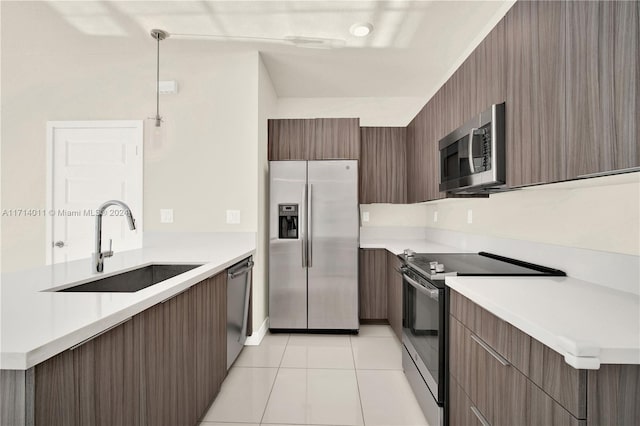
[439,102,505,193]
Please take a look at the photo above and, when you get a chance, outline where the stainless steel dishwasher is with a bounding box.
[227,257,254,369]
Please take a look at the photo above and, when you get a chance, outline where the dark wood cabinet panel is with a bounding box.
[268,118,360,161]
[358,249,387,320]
[163,289,197,426]
[311,118,360,160]
[34,350,76,426]
[451,290,587,419]
[73,319,139,426]
[566,1,639,178]
[406,105,425,203]
[386,250,402,341]
[449,374,485,426]
[406,93,446,203]
[450,314,584,426]
[137,303,167,426]
[193,273,227,420]
[505,0,566,187]
[267,119,314,161]
[529,338,587,419]
[587,364,640,426]
[360,127,406,204]
[473,17,506,116]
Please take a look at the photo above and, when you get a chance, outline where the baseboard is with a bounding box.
[244,317,269,346]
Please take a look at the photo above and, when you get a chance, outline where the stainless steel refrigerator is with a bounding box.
[269,160,359,331]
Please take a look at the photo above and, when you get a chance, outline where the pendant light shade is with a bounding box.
[150,29,169,127]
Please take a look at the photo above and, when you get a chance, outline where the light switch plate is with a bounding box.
[362,211,370,222]
[160,208,174,223]
[433,211,438,223]
[226,210,241,224]
[467,209,473,224]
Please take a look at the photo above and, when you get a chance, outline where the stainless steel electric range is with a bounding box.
[398,251,565,426]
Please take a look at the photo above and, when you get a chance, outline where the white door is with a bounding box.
[47,121,143,264]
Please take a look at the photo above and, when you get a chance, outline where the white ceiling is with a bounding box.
[5,0,514,99]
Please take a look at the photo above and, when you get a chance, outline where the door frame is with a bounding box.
[45,120,144,265]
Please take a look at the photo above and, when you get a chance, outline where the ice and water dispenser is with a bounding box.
[278,204,298,239]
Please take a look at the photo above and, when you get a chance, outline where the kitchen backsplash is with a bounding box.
[360,172,640,257]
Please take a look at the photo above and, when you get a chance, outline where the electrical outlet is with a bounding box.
[226,210,241,224]
[467,209,473,224]
[433,211,438,223]
[160,208,174,223]
[362,211,370,222]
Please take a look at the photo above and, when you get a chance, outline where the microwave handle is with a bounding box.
[468,128,478,173]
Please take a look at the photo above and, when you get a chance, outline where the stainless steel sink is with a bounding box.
[58,264,202,293]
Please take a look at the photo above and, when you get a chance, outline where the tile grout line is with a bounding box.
[349,334,367,426]
[258,333,290,425]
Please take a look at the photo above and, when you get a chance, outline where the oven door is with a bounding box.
[402,269,445,404]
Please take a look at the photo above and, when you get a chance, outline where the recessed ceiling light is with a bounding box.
[350,23,373,37]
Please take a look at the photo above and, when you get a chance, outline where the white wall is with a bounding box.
[0,1,261,271]
[276,97,425,127]
[253,55,277,333]
[361,172,640,256]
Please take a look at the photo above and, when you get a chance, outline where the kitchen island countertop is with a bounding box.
[1,232,255,369]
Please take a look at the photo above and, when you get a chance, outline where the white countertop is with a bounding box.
[359,238,462,255]
[1,232,256,369]
[447,276,640,369]
[360,231,640,369]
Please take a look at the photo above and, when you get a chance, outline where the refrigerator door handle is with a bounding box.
[308,183,313,268]
[301,184,307,268]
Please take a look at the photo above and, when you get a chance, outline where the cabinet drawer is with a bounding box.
[450,315,585,426]
[450,374,489,426]
[450,290,586,418]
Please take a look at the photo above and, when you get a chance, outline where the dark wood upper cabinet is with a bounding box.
[267,119,314,161]
[405,105,423,203]
[473,17,506,117]
[566,0,639,178]
[311,118,360,160]
[406,92,447,203]
[360,127,407,204]
[268,118,360,161]
[505,0,567,187]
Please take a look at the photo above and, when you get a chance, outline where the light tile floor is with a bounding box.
[200,324,429,426]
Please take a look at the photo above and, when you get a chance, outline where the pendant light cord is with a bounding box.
[156,34,160,124]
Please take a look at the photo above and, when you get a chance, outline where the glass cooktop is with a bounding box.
[404,251,565,281]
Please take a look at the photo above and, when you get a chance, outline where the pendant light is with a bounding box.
[150,29,169,127]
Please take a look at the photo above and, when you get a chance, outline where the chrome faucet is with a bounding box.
[93,200,137,272]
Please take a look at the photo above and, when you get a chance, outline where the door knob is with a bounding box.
[54,241,65,248]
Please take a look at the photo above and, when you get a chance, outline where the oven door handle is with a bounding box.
[403,273,439,300]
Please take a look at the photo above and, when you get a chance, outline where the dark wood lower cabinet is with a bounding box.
[359,249,388,320]
[587,364,640,426]
[193,273,227,420]
[34,350,75,426]
[386,250,402,340]
[138,303,166,426]
[449,290,640,425]
[449,374,485,426]
[73,318,139,426]
[26,270,228,426]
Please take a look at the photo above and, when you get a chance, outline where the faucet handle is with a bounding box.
[104,239,114,258]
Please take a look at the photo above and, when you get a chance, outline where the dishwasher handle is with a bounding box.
[228,260,254,279]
